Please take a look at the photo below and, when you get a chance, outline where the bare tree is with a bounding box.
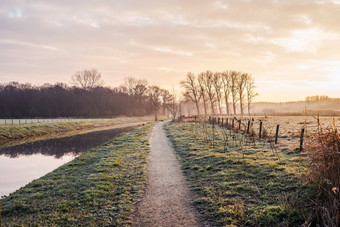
[245,74,258,115]
[212,72,223,114]
[237,73,247,116]
[71,69,104,90]
[148,85,163,121]
[167,88,179,120]
[230,71,239,115]
[221,71,231,115]
[201,71,216,115]
[198,73,208,116]
[161,89,172,117]
[180,72,201,116]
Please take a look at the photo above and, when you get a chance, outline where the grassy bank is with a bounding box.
[165,122,316,226]
[0,123,154,226]
[0,116,156,147]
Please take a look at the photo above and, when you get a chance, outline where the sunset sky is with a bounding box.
[0,0,339,102]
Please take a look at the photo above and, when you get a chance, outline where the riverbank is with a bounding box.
[0,116,157,148]
[1,123,154,226]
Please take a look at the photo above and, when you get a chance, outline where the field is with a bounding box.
[0,123,154,226]
[209,115,340,150]
[165,120,318,226]
[0,116,157,148]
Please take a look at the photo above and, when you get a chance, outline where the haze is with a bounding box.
[1,0,339,102]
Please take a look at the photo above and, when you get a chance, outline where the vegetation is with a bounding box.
[181,70,257,116]
[0,123,154,226]
[0,75,175,119]
[165,121,316,226]
[0,116,154,147]
[306,123,340,226]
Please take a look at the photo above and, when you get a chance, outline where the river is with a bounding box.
[0,126,132,197]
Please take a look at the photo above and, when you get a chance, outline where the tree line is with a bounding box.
[180,70,257,116]
[0,69,257,118]
[0,69,176,119]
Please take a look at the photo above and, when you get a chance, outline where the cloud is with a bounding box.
[0,0,340,101]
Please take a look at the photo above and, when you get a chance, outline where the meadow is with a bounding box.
[165,120,318,226]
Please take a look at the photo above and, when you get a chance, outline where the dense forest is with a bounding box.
[0,70,175,118]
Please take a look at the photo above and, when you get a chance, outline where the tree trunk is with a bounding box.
[203,98,207,116]
[210,99,215,115]
[225,96,230,115]
[195,102,200,116]
[247,102,250,115]
[232,96,236,115]
[239,93,243,115]
[218,100,222,114]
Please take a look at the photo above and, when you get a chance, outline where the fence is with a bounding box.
[178,115,340,150]
[0,118,115,126]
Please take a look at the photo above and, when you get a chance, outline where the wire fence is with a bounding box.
[0,118,116,126]
[179,115,340,150]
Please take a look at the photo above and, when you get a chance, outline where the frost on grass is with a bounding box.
[0,123,153,226]
[165,122,316,226]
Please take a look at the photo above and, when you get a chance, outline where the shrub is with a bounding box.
[306,123,339,226]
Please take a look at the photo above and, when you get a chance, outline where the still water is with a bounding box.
[0,127,132,196]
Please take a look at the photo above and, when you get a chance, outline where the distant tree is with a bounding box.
[245,74,258,115]
[180,72,201,116]
[121,77,149,115]
[148,86,163,121]
[167,89,179,120]
[212,72,223,114]
[221,71,231,115]
[230,71,239,115]
[160,89,172,117]
[71,69,104,90]
[237,73,247,116]
[201,71,216,115]
[198,73,208,116]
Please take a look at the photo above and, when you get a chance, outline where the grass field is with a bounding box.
[0,123,154,226]
[165,122,316,226]
[207,115,340,151]
[0,116,157,148]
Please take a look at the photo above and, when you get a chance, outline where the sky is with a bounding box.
[0,0,339,102]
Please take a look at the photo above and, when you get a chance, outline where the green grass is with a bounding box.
[0,123,154,226]
[165,122,316,226]
[0,116,155,147]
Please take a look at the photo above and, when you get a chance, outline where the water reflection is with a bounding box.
[0,126,132,196]
[0,127,132,158]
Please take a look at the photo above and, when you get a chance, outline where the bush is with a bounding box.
[306,124,340,226]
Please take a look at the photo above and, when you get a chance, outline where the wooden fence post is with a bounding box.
[300,128,305,150]
[275,125,280,144]
[232,119,234,129]
[226,119,228,128]
[238,120,241,130]
[208,116,211,123]
[259,121,263,138]
[221,118,224,126]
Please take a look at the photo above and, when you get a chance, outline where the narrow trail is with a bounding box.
[134,121,201,227]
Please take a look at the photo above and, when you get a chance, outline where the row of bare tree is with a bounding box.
[180,70,257,116]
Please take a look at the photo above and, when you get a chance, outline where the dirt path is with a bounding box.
[134,121,201,227]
